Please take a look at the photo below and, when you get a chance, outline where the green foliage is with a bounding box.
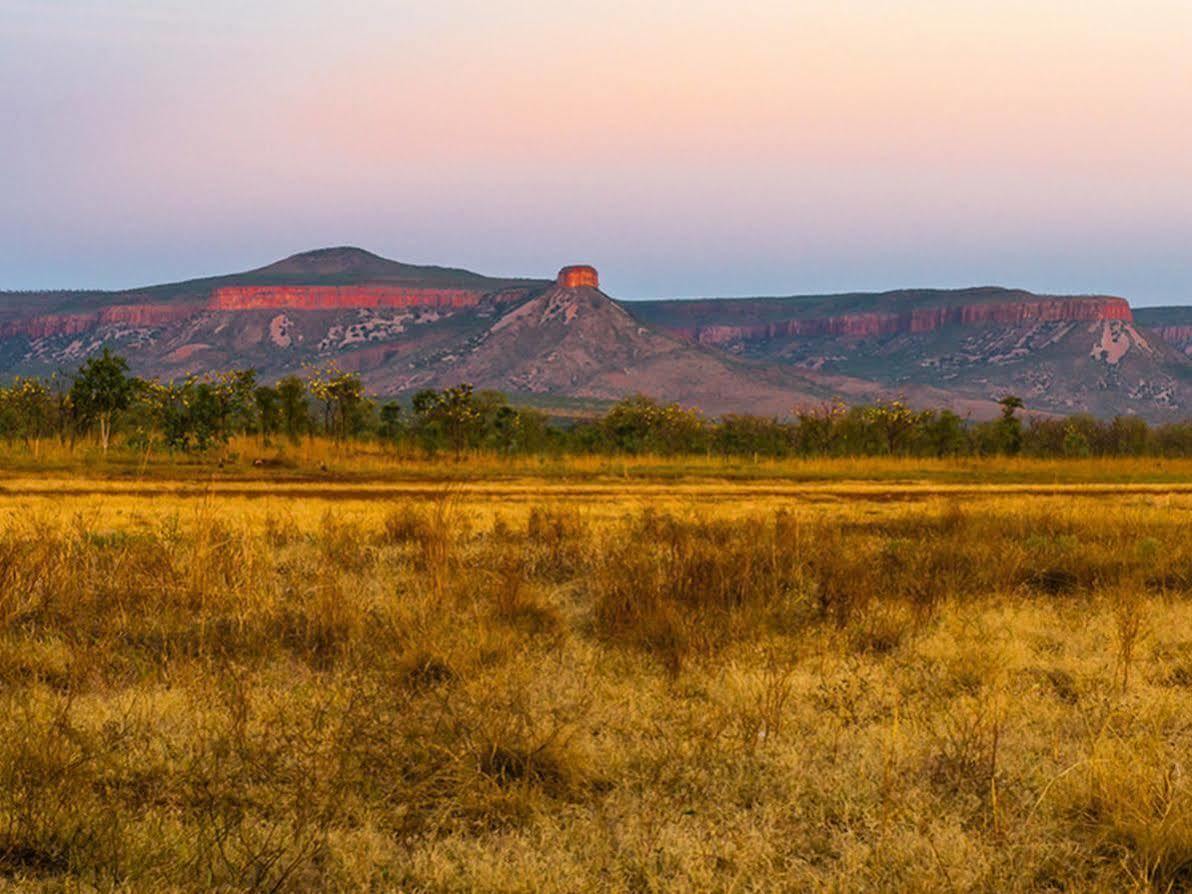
[70,348,132,450]
[994,394,1025,455]
[254,385,281,441]
[0,377,56,446]
[2,352,1192,458]
[276,375,310,443]
[596,394,709,454]
[412,384,485,457]
[399,386,553,457]
[378,401,404,443]
[923,410,968,457]
[308,365,370,442]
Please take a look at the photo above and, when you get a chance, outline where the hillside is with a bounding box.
[350,267,848,416]
[625,289,1192,418]
[1,249,1190,419]
[0,254,837,416]
[0,247,544,315]
[1136,306,1192,356]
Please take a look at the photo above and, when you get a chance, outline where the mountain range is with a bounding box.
[2,247,1190,420]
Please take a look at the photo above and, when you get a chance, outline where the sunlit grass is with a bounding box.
[0,462,1189,890]
[1,435,1192,485]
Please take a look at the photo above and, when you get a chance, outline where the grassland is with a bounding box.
[0,445,1189,891]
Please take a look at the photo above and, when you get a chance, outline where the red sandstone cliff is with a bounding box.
[557,266,600,289]
[664,297,1133,346]
[206,284,505,311]
[0,283,539,339]
[0,304,201,340]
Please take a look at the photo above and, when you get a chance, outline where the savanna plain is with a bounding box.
[1,447,1190,892]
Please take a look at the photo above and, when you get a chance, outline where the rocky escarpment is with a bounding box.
[646,297,1133,346]
[1,250,1187,420]
[207,284,533,312]
[0,288,500,339]
[0,247,549,342]
[1151,327,1192,354]
[556,265,600,289]
[0,303,200,340]
[623,288,1189,419]
[1134,307,1192,356]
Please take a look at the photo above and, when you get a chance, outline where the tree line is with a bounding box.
[2,350,1191,458]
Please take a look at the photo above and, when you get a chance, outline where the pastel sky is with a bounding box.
[3,0,1190,304]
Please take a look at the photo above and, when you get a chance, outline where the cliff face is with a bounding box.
[0,286,506,338]
[557,266,600,289]
[1146,327,1192,354]
[207,284,519,311]
[1123,308,1192,356]
[0,304,200,339]
[660,297,1133,346]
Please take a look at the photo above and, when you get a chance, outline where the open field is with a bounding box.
[0,452,1189,891]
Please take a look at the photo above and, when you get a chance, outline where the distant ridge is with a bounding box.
[240,247,545,290]
[0,247,1187,419]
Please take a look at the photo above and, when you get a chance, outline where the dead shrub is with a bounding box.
[1055,740,1192,891]
[397,651,459,691]
[920,693,1006,816]
[592,512,803,672]
[525,507,590,579]
[378,504,428,545]
[487,549,563,637]
[1107,585,1148,695]
[808,528,882,627]
[263,512,302,548]
[847,602,916,656]
[317,512,374,573]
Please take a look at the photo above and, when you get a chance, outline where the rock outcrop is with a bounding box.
[403,272,835,416]
[1131,308,1192,356]
[623,289,1189,419]
[654,297,1133,346]
[557,266,600,289]
[0,304,200,339]
[1142,326,1192,355]
[207,284,529,311]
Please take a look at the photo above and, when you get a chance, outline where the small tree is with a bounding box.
[1063,423,1092,458]
[308,365,367,442]
[600,394,708,454]
[276,376,310,444]
[862,399,922,455]
[70,348,133,451]
[995,395,1024,455]
[254,385,281,443]
[922,410,968,457]
[3,377,55,453]
[378,401,404,445]
[411,384,484,458]
[211,370,258,441]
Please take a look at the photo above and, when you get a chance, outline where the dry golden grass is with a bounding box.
[0,461,1189,891]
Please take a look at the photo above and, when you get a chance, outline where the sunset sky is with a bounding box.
[3,0,1190,304]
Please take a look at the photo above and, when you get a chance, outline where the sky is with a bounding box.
[2,0,1191,304]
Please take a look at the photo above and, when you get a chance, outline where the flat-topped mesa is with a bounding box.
[667,296,1134,346]
[557,265,599,289]
[208,284,497,312]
